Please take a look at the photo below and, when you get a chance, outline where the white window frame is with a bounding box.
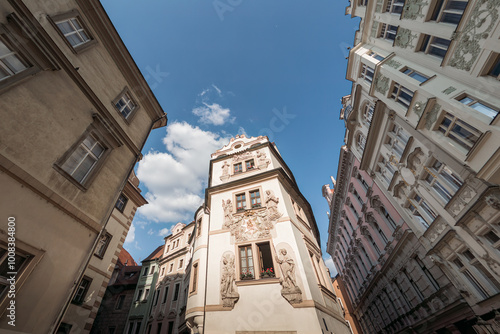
[360,64,375,84]
[379,24,398,41]
[428,0,467,24]
[390,82,414,110]
[386,0,405,14]
[419,34,451,59]
[424,159,463,204]
[402,67,430,83]
[54,16,92,49]
[437,112,482,151]
[457,94,498,121]
[408,193,437,228]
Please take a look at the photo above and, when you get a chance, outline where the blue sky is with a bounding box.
[101,0,359,274]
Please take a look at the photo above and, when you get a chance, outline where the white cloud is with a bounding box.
[238,126,247,137]
[192,102,234,126]
[137,121,231,224]
[159,228,171,237]
[323,256,338,277]
[211,84,222,96]
[147,228,154,235]
[125,224,136,244]
[135,221,149,229]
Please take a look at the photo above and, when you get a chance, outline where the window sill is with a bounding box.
[236,277,280,286]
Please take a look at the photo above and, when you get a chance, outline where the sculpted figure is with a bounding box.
[265,190,281,220]
[220,254,239,307]
[221,161,229,176]
[222,199,233,229]
[276,249,297,290]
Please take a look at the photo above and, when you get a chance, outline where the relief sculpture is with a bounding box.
[220,252,239,308]
[276,248,302,304]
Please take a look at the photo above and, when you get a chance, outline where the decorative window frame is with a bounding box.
[112,87,140,123]
[233,187,264,212]
[48,10,97,54]
[0,22,41,93]
[234,239,279,283]
[0,235,44,313]
[55,114,122,191]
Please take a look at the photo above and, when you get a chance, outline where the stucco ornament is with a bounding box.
[406,147,424,172]
[385,59,402,69]
[373,74,390,95]
[449,0,500,71]
[402,0,428,19]
[256,150,270,169]
[394,28,417,49]
[442,86,457,95]
[265,190,283,221]
[220,253,239,308]
[220,161,230,181]
[222,199,234,229]
[226,190,283,242]
[485,192,500,210]
[232,151,253,162]
[276,248,302,304]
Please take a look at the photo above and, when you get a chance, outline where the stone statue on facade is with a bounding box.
[222,199,233,229]
[220,253,239,308]
[256,150,270,169]
[276,248,302,304]
[265,190,282,221]
[220,161,230,181]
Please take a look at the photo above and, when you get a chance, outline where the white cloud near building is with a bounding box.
[193,102,234,126]
[125,224,136,244]
[137,121,231,224]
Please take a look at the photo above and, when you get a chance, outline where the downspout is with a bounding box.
[51,114,167,333]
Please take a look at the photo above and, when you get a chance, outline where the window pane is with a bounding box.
[470,102,497,119]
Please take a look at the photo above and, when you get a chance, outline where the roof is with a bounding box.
[117,247,138,267]
[142,245,164,262]
[113,265,141,286]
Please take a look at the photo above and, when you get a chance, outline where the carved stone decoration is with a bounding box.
[394,28,417,49]
[425,103,441,130]
[449,0,500,71]
[220,161,230,181]
[385,59,402,69]
[371,195,382,210]
[393,181,408,199]
[402,0,429,19]
[406,147,424,172]
[485,191,500,210]
[256,150,270,170]
[371,21,380,38]
[365,212,376,225]
[449,198,467,216]
[413,100,427,117]
[481,252,500,276]
[232,151,253,162]
[373,74,390,95]
[265,190,283,221]
[220,252,239,308]
[276,248,302,304]
[442,86,457,95]
[222,199,234,229]
[226,190,283,242]
[361,225,369,236]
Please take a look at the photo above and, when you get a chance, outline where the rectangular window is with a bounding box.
[484,231,500,245]
[379,24,398,41]
[419,34,451,59]
[245,159,255,170]
[168,263,173,273]
[178,259,184,269]
[437,112,482,151]
[136,289,142,302]
[153,289,159,306]
[350,203,360,220]
[257,243,274,276]
[143,289,150,301]
[386,0,405,14]
[390,83,414,109]
[56,17,91,48]
[425,160,463,203]
[196,218,202,237]
[360,64,375,84]
[150,265,155,275]
[409,194,437,228]
[115,295,125,310]
[236,193,247,211]
[61,133,105,184]
[167,322,174,334]
[94,233,112,258]
[415,257,440,290]
[156,323,162,334]
[357,174,369,191]
[250,190,261,208]
[115,194,128,212]
[73,277,92,304]
[162,286,169,304]
[239,245,254,278]
[0,39,29,82]
[114,91,137,119]
[458,95,498,120]
[234,162,243,173]
[486,53,500,79]
[161,267,165,276]
[134,322,141,334]
[0,244,29,299]
[191,263,198,293]
[173,283,180,301]
[367,51,384,61]
[402,67,430,83]
[380,206,397,230]
[429,0,467,24]
[108,327,116,334]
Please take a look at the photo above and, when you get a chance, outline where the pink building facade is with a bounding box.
[325,147,472,333]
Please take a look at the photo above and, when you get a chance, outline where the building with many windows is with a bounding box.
[0,0,166,332]
[325,0,500,332]
[186,135,351,334]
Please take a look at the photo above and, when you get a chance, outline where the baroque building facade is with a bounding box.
[326,0,500,332]
[0,0,166,333]
[186,135,351,334]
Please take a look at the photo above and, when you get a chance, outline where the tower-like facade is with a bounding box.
[186,135,350,334]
